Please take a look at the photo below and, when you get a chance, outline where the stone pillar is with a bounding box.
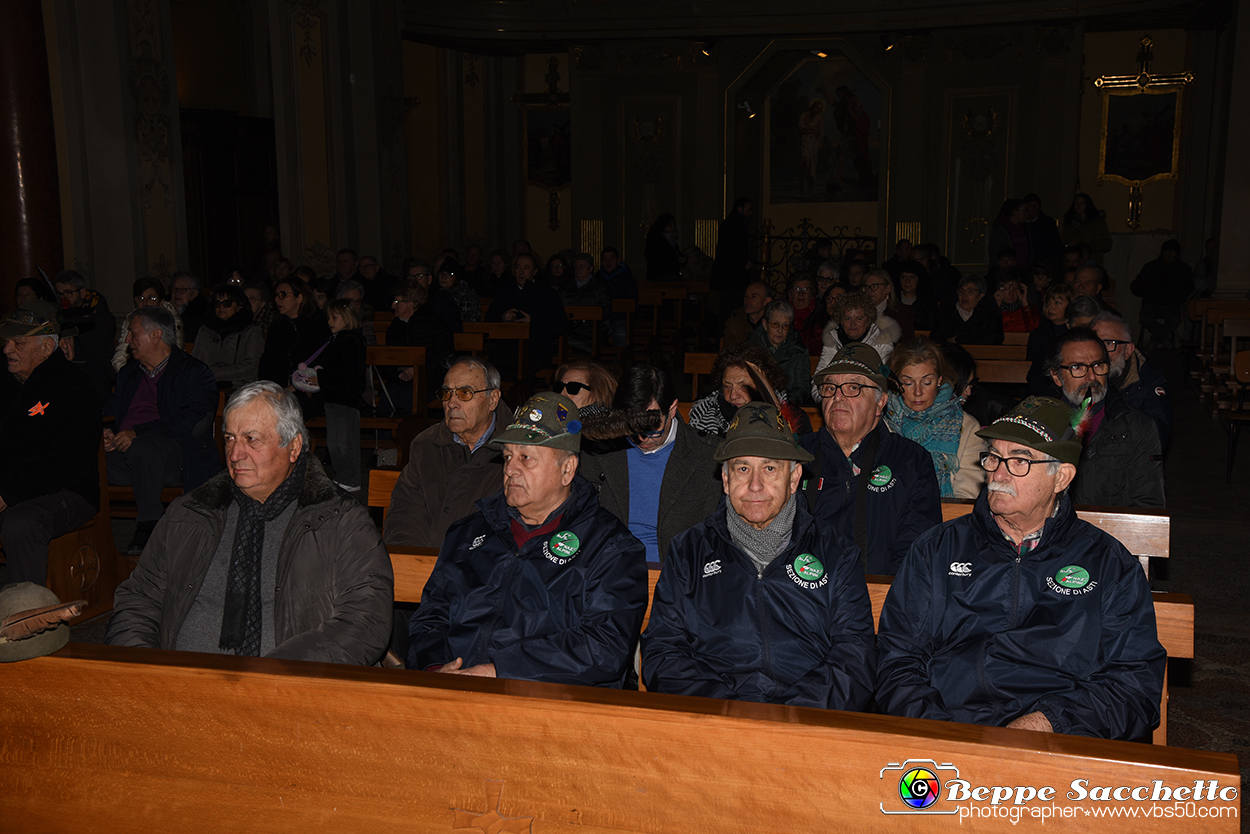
[1216,0,1250,298]
[0,0,63,303]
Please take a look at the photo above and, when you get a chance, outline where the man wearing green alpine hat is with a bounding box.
[407,392,648,687]
[877,395,1165,739]
[642,402,876,709]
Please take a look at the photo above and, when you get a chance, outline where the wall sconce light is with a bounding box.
[810,50,828,58]
[880,34,895,51]
[738,101,756,119]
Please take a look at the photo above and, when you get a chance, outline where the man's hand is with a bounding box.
[0,496,7,513]
[1006,711,1053,733]
[398,367,414,382]
[436,657,497,678]
[112,429,137,453]
[514,311,531,324]
[102,428,116,452]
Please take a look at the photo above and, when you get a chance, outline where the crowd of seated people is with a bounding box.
[0,215,1182,747]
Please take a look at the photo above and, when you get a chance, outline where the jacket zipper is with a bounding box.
[1009,553,1022,629]
[473,541,522,662]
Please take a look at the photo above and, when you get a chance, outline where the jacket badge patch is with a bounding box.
[702,559,721,577]
[787,553,829,589]
[867,465,896,492]
[543,530,580,565]
[27,401,49,417]
[469,534,486,550]
[1047,564,1098,596]
[948,561,972,577]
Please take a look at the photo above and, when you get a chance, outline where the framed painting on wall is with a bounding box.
[767,54,883,204]
[1098,87,1182,186]
[523,108,572,190]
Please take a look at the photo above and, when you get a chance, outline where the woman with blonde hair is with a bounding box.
[884,337,985,499]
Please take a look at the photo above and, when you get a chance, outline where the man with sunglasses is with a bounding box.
[384,358,511,549]
[1044,327,1164,508]
[877,396,1165,739]
[1089,311,1171,449]
[798,343,941,575]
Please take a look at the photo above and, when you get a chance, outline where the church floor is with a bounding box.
[6,344,1247,818]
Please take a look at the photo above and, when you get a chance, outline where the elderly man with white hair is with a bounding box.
[407,392,648,686]
[0,301,101,586]
[107,381,394,665]
[642,402,876,708]
[877,396,1165,739]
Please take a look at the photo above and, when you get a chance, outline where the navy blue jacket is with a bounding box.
[798,421,942,575]
[105,348,222,491]
[407,476,648,687]
[1119,353,1172,450]
[876,491,1165,739]
[642,495,876,709]
[1069,387,1165,509]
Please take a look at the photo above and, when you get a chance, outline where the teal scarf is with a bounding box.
[886,383,965,497]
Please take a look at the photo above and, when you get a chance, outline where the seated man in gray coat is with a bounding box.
[577,364,722,564]
[107,381,394,665]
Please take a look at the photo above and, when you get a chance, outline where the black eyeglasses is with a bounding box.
[818,381,879,399]
[1101,339,1129,352]
[980,451,1059,476]
[437,386,495,402]
[1058,361,1109,378]
[212,299,238,309]
[864,282,890,291]
[554,380,591,396]
[275,291,292,300]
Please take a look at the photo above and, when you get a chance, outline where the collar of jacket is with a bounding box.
[818,418,892,466]
[476,469,599,536]
[183,453,339,512]
[705,489,818,569]
[971,486,1077,558]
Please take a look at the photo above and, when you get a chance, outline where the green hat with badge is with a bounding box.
[812,342,889,391]
[714,402,815,463]
[975,395,1083,466]
[0,300,77,340]
[489,392,583,452]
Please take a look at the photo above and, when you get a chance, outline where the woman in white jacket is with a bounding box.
[814,291,900,382]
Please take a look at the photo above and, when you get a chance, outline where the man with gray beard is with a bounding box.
[1089,311,1171,449]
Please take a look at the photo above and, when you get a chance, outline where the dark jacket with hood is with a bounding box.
[577,419,722,564]
[641,494,876,709]
[407,476,647,686]
[931,294,1005,345]
[876,491,1165,739]
[383,398,512,549]
[106,456,394,665]
[105,347,222,491]
[1116,351,1172,450]
[798,420,942,576]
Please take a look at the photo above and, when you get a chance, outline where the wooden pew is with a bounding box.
[683,352,717,399]
[3,643,1236,832]
[453,330,485,355]
[963,344,1028,362]
[463,322,528,383]
[976,359,1031,385]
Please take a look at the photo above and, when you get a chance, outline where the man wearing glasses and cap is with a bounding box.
[876,396,1165,739]
[0,301,101,586]
[407,392,647,686]
[798,343,942,575]
[384,357,511,549]
[642,402,876,708]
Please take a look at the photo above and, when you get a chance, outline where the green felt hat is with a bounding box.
[714,402,814,463]
[0,583,73,663]
[976,395,1083,466]
[812,342,889,391]
[489,392,583,452]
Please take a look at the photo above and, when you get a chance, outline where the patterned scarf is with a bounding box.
[726,491,797,574]
[218,450,308,656]
[885,383,965,497]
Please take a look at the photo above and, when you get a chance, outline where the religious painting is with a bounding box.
[524,108,571,189]
[945,91,1012,269]
[768,54,883,203]
[1099,87,1182,186]
[619,96,679,259]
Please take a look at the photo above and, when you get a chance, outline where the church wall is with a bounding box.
[170,0,250,116]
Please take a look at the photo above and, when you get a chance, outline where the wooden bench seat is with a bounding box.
[2,643,1235,832]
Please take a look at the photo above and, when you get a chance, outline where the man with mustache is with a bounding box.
[1089,311,1171,449]
[877,396,1165,739]
[1044,328,1165,508]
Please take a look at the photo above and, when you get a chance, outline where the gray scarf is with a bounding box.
[726,491,797,575]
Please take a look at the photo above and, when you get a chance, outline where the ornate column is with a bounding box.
[0,0,63,302]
